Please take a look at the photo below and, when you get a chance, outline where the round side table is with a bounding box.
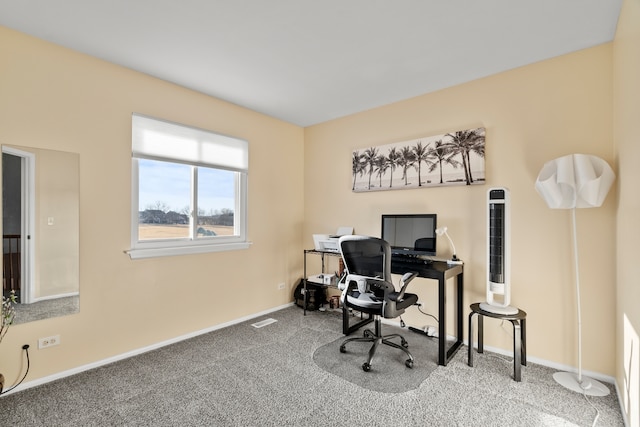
[468,302,527,381]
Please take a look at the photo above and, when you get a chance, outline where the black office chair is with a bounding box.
[338,235,419,371]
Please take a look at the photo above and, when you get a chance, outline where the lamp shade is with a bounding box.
[535,154,615,209]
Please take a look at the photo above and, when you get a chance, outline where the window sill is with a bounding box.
[126,241,252,260]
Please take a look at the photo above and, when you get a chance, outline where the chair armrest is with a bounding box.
[396,271,418,300]
[341,274,365,302]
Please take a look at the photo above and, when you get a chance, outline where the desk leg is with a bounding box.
[456,272,464,352]
[342,307,374,335]
[342,306,349,334]
[438,277,446,365]
[438,271,464,366]
[512,320,522,382]
[303,253,307,316]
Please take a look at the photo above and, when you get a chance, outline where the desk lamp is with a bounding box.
[535,153,615,397]
[435,227,462,265]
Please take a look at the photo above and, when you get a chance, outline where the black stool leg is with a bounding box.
[477,314,484,353]
[512,320,521,382]
[521,318,527,366]
[468,312,475,367]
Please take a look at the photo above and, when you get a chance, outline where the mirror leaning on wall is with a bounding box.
[2,144,80,324]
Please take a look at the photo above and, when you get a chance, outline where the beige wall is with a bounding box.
[34,147,80,298]
[305,44,616,376]
[0,26,305,382]
[614,0,640,425]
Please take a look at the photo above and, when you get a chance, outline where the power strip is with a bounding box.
[408,325,438,337]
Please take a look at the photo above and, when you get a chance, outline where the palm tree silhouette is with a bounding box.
[351,150,366,190]
[465,130,485,183]
[386,147,401,188]
[398,146,416,185]
[363,147,379,190]
[374,155,389,188]
[412,141,433,186]
[444,128,485,185]
[427,140,460,184]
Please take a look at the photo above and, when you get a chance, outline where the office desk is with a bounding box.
[302,248,464,366]
[391,260,464,366]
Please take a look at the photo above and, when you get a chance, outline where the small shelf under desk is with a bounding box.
[302,250,341,315]
[302,249,374,334]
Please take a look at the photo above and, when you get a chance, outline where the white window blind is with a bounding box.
[132,113,248,172]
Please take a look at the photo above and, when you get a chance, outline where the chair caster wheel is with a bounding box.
[362,363,371,372]
[401,339,408,348]
[363,330,372,338]
[339,345,346,353]
[405,359,413,369]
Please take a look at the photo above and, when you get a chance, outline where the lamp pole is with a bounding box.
[571,208,583,384]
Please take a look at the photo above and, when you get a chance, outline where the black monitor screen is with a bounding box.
[381,214,437,256]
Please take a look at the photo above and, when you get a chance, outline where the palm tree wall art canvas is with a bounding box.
[351,127,485,192]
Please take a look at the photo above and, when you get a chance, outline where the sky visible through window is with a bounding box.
[139,159,235,214]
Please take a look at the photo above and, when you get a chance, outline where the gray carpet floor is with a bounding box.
[0,306,625,426]
[313,323,440,393]
[13,295,79,324]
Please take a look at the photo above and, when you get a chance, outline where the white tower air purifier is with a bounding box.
[481,187,518,315]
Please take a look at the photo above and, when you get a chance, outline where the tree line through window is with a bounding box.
[138,203,234,239]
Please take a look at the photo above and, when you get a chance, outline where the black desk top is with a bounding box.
[391,259,463,280]
[304,248,463,281]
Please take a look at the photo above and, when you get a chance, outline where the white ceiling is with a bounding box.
[0,1,623,127]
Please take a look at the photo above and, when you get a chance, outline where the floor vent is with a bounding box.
[251,318,278,328]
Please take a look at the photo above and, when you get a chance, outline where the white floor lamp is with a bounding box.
[535,153,615,397]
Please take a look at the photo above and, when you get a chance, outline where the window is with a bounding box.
[128,113,250,259]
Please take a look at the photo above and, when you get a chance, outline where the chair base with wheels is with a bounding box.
[338,269,418,372]
[340,309,416,371]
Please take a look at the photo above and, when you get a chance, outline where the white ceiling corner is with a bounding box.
[0,0,623,126]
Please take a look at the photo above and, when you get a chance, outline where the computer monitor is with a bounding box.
[381,214,437,257]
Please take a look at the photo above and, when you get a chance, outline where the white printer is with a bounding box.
[312,226,353,252]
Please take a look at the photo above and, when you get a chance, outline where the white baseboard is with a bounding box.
[2,302,294,396]
[471,341,616,384]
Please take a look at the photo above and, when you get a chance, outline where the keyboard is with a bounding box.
[392,254,433,265]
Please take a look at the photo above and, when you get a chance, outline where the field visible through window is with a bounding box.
[138,224,234,240]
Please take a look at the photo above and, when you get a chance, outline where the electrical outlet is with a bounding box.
[277,282,286,290]
[38,334,61,349]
